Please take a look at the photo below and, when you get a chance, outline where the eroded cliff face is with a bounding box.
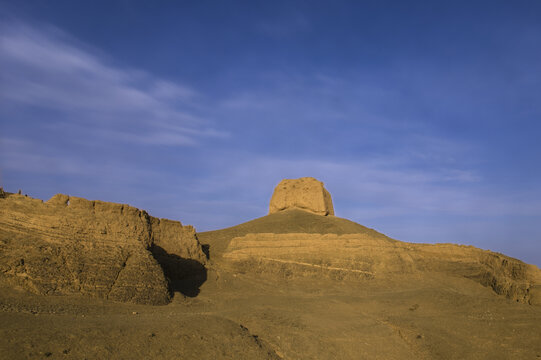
[0,193,207,305]
[223,233,541,305]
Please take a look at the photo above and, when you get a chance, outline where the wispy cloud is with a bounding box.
[0,137,161,181]
[0,20,227,147]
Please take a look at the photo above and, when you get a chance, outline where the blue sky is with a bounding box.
[1,1,540,266]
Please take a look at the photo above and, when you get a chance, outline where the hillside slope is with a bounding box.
[197,209,389,256]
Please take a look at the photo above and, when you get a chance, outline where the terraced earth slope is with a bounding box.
[200,209,541,305]
[197,208,386,256]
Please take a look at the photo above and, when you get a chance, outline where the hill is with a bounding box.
[197,208,388,256]
[1,179,541,359]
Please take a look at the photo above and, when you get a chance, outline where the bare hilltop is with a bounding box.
[1,179,540,359]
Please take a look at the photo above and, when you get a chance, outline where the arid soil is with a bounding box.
[2,259,541,359]
[1,191,541,359]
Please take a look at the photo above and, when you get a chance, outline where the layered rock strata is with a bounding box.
[224,233,541,305]
[269,177,334,216]
[0,193,206,305]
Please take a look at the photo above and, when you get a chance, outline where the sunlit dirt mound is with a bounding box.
[199,209,541,305]
[0,193,207,305]
[223,233,541,305]
[197,208,387,256]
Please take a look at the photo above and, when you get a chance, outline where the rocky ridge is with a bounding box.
[0,193,207,305]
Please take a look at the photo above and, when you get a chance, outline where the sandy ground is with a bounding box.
[2,259,541,360]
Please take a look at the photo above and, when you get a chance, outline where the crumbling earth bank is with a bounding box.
[0,193,206,305]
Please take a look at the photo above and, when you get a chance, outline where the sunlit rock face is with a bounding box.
[0,193,207,305]
[269,177,335,216]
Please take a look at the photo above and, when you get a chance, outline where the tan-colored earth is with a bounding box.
[1,181,541,359]
[269,177,335,216]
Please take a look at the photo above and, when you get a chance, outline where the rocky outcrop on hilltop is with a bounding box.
[219,177,541,305]
[0,193,207,305]
[269,177,334,216]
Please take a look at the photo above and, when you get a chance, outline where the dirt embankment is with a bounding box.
[221,232,541,305]
[0,193,207,305]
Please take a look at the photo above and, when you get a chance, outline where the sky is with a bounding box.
[1,1,540,266]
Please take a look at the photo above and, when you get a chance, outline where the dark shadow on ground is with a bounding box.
[150,245,207,298]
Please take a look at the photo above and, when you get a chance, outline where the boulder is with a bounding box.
[269,177,334,216]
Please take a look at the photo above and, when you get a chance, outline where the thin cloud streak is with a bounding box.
[0,137,161,181]
[0,20,225,147]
